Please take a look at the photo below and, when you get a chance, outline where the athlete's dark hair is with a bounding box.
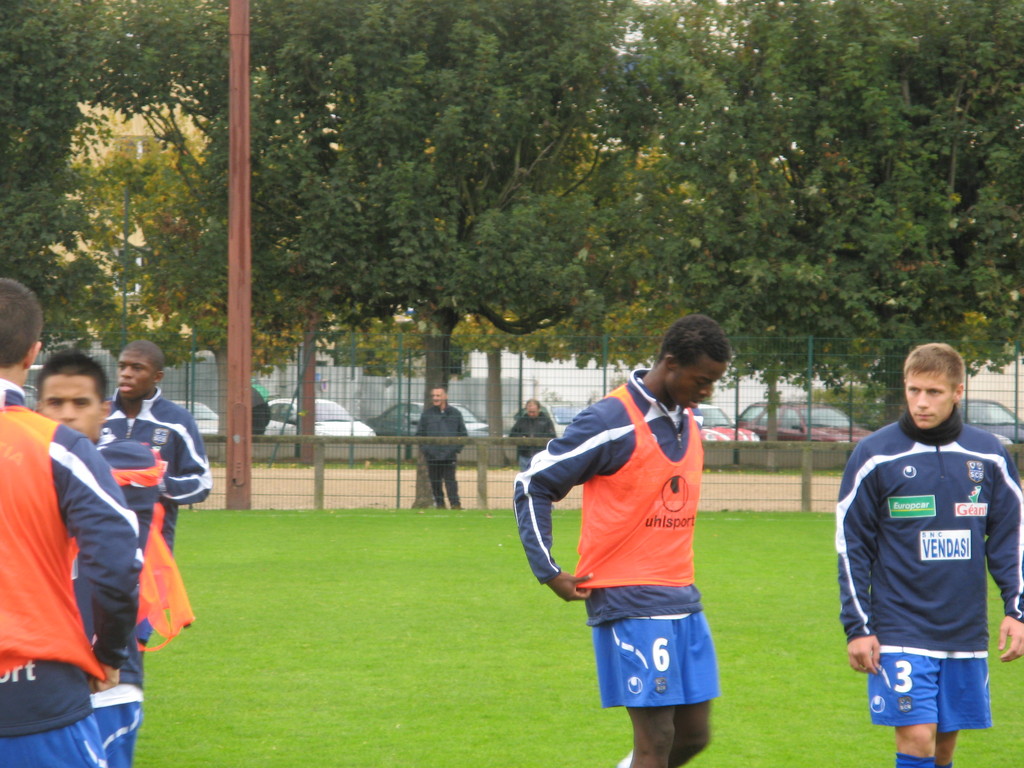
[0,279,43,367]
[121,339,165,371]
[38,349,108,401]
[659,314,732,367]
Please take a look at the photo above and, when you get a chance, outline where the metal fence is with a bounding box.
[195,437,1024,512]
[29,332,1024,511]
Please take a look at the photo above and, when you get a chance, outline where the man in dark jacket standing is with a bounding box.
[105,340,212,552]
[416,387,467,509]
[509,398,557,472]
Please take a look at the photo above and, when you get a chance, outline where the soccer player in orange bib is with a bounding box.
[515,314,731,768]
[0,279,141,767]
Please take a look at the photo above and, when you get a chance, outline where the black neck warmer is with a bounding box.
[898,405,963,446]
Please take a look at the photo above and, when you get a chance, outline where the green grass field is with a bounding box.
[136,509,1023,767]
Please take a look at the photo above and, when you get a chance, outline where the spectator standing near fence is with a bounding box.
[416,386,467,509]
[514,314,731,768]
[0,279,141,767]
[105,340,212,551]
[509,398,557,472]
[837,342,1024,768]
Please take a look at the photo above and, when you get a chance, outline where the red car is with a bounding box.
[737,402,872,442]
[698,404,760,442]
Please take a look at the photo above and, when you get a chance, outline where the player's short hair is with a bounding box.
[659,314,732,367]
[0,279,43,367]
[904,343,964,386]
[122,339,165,371]
[38,349,108,402]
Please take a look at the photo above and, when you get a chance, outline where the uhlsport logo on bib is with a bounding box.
[888,495,936,518]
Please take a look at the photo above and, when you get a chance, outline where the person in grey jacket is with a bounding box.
[509,398,557,471]
[415,387,467,508]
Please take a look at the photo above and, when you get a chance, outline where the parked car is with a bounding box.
[698,404,759,442]
[176,401,219,435]
[266,398,376,436]
[738,401,872,442]
[364,402,489,437]
[962,399,1024,444]
[549,404,587,437]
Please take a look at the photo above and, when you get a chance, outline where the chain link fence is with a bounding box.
[28,333,1024,511]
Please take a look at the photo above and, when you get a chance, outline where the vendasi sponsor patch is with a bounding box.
[919,530,971,561]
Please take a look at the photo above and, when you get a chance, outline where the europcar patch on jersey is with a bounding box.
[966,460,984,483]
[151,427,170,446]
[888,495,936,518]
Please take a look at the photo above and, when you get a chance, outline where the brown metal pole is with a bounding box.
[226,0,252,509]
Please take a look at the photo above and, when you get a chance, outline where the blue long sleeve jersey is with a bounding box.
[0,384,142,737]
[836,421,1024,652]
[74,437,161,689]
[105,388,212,550]
[514,370,708,626]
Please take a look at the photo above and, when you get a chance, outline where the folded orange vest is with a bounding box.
[110,458,195,651]
[136,501,195,650]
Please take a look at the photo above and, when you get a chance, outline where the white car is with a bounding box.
[178,401,219,435]
[698,404,759,442]
[549,404,587,437]
[266,398,376,437]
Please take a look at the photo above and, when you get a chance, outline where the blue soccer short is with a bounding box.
[0,715,108,767]
[868,650,991,731]
[593,612,720,708]
[93,701,143,768]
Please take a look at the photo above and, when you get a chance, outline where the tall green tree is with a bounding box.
[94,0,642,385]
[627,0,1024,411]
[0,0,114,336]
